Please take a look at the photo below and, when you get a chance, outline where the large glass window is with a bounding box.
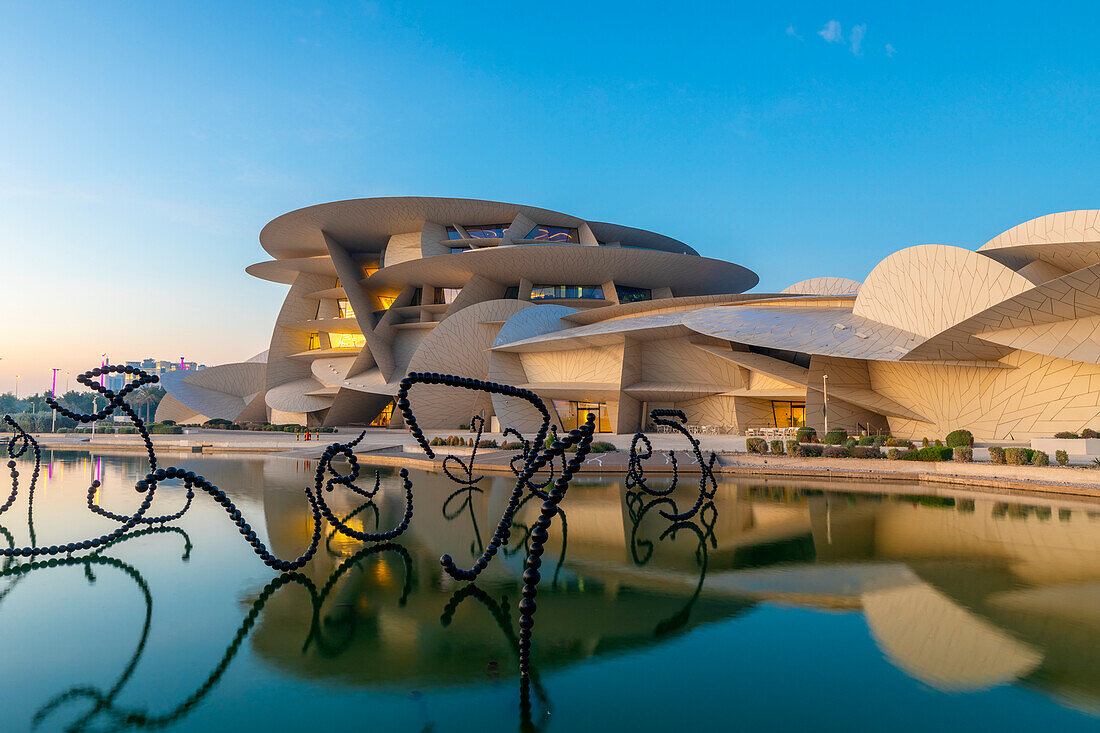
[376,296,396,310]
[503,286,519,299]
[555,401,612,433]
[525,226,577,242]
[369,400,394,427]
[771,401,806,427]
[337,299,355,319]
[749,345,812,369]
[307,332,321,350]
[530,285,604,300]
[450,246,469,254]
[330,333,366,349]
[447,224,510,240]
[615,285,651,303]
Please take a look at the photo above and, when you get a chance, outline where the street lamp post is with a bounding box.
[15,375,19,400]
[822,374,829,435]
[92,396,99,436]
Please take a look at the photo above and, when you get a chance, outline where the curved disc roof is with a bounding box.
[259,196,700,259]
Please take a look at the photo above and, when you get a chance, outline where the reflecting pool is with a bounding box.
[2,449,1100,731]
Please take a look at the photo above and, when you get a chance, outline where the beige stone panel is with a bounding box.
[869,352,1100,440]
[443,275,508,318]
[781,277,862,295]
[733,397,777,431]
[381,232,422,267]
[520,345,624,385]
[401,300,532,430]
[979,210,1100,272]
[978,314,1100,364]
[420,221,449,259]
[639,337,745,388]
[325,234,394,378]
[154,394,209,425]
[677,395,738,428]
[853,245,1034,339]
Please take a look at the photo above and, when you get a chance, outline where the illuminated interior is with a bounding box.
[369,400,395,426]
[329,333,366,348]
[337,299,355,319]
[307,331,321,350]
[771,401,806,427]
[376,296,396,310]
[530,285,604,300]
[555,400,613,433]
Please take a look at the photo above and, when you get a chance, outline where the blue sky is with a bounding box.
[1,1,1098,392]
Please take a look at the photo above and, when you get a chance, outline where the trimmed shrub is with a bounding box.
[934,439,943,447]
[945,429,974,447]
[148,423,182,435]
[746,438,768,454]
[857,436,875,446]
[1056,449,1069,466]
[989,446,1006,464]
[430,437,444,446]
[954,446,973,463]
[796,427,817,443]
[1054,431,1079,439]
[501,441,524,450]
[590,441,616,453]
[801,444,824,457]
[1005,447,1033,465]
[1083,428,1099,439]
[1033,450,1050,466]
[823,445,849,458]
[901,446,954,462]
[921,437,930,448]
[851,445,882,459]
[785,440,801,457]
[887,448,902,460]
[884,437,913,448]
[770,440,785,455]
[823,430,847,445]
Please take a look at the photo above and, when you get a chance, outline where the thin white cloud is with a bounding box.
[885,43,896,57]
[850,24,866,55]
[818,20,843,43]
[786,25,803,41]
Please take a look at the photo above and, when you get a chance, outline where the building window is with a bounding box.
[376,296,396,310]
[447,224,510,239]
[530,285,604,300]
[369,400,394,427]
[615,285,651,303]
[503,286,519,299]
[525,226,577,242]
[361,264,379,278]
[450,246,469,254]
[432,287,460,305]
[330,333,366,349]
[771,401,806,428]
[555,400,612,433]
[409,288,422,306]
[307,332,321,350]
[337,299,355,319]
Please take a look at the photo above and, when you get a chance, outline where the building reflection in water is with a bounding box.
[2,450,1100,726]
[256,464,1100,714]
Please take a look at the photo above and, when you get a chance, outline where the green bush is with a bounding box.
[796,427,817,443]
[746,438,768,454]
[1054,431,1079,439]
[430,437,444,446]
[954,446,973,462]
[1056,449,1069,466]
[945,429,973,447]
[988,446,1006,464]
[800,444,824,457]
[887,447,902,460]
[590,441,616,453]
[148,423,183,434]
[921,437,930,447]
[502,441,524,450]
[851,445,882,459]
[901,446,954,462]
[770,440,785,455]
[1005,447,1034,465]
[1082,428,1098,439]
[933,439,943,447]
[823,445,849,458]
[857,436,875,446]
[203,418,234,429]
[785,440,800,457]
[481,438,500,448]
[1034,450,1050,466]
[884,437,912,448]
[845,437,857,449]
[823,430,847,445]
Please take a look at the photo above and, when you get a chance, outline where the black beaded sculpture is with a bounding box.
[625,408,719,521]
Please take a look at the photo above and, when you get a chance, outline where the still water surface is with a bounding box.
[1,450,1099,731]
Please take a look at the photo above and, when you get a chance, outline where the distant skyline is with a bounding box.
[2,1,1098,393]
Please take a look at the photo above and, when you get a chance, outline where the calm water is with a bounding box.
[1,449,1099,732]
